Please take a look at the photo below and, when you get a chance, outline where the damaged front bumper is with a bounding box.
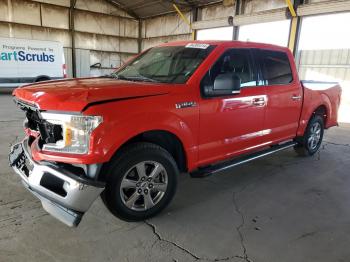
[8,138,105,227]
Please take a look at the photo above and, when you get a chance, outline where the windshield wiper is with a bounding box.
[119,75,160,83]
[100,74,116,78]
[101,74,131,81]
[103,72,160,83]
[115,75,129,80]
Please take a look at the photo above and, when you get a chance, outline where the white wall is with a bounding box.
[141,12,192,50]
[0,0,138,77]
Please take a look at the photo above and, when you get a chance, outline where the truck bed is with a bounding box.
[300,80,342,131]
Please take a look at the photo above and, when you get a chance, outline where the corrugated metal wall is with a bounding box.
[0,0,138,77]
[140,0,290,50]
[0,0,289,77]
[141,12,193,51]
[140,3,238,50]
[298,49,350,82]
[298,49,350,122]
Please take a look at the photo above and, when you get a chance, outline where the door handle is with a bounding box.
[291,95,302,101]
[252,97,266,106]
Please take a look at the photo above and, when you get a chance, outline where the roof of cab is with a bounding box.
[158,40,290,53]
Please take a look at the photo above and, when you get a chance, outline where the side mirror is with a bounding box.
[204,73,241,97]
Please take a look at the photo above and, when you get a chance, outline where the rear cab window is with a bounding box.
[259,49,293,85]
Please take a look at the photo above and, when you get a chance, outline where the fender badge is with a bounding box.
[175,101,197,109]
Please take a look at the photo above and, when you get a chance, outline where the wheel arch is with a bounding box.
[34,75,51,82]
[312,104,328,125]
[99,129,188,182]
[297,101,330,137]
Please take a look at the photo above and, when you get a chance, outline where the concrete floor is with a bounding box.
[0,94,350,262]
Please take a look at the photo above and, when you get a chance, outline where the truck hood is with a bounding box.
[13,77,171,112]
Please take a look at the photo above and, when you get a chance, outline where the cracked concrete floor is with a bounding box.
[1,94,350,262]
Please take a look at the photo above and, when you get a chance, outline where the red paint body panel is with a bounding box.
[12,41,342,172]
[262,50,303,144]
[296,81,342,136]
[13,77,172,112]
[198,87,267,166]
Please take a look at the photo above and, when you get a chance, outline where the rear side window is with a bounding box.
[260,50,293,85]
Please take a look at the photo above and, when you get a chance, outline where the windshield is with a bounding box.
[113,44,216,84]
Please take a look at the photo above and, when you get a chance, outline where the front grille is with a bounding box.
[25,108,41,131]
[15,98,63,145]
[38,121,63,144]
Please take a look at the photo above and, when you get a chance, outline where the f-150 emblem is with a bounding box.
[175,101,197,109]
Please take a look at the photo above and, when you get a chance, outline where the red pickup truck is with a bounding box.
[9,41,341,227]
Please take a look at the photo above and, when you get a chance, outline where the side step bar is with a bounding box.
[190,141,297,178]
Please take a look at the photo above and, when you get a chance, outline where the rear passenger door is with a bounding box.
[258,49,303,143]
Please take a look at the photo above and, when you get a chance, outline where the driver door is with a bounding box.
[198,48,268,166]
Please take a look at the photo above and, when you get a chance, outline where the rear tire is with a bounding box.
[294,115,324,156]
[102,142,178,222]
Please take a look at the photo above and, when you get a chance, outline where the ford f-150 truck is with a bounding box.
[8,41,342,227]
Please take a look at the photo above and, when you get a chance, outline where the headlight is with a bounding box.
[40,112,102,154]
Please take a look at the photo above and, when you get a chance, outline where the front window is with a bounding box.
[201,48,258,97]
[113,44,216,84]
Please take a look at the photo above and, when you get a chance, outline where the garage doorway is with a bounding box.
[238,20,291,47]
[196,26,234,40]
[298,12,350,123]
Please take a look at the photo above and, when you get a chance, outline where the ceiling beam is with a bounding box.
[107,0,225,19]
[173,0,195,7]
[105,0,139,19]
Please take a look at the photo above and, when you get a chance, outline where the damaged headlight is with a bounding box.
[40,112,103,154]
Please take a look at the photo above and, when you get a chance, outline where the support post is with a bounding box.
[286,0,303,55]
[192,7,199,40]
[233,0,241,40]
[288,17,300,54]
[138,19,142,53]
[173,4,194,40]
[69,0,77,78]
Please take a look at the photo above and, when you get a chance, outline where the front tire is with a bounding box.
[102,142,178,221]
[294,115,324,156]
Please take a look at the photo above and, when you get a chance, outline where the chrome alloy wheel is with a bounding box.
[308,122,322,150]
[119,161,168,211]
